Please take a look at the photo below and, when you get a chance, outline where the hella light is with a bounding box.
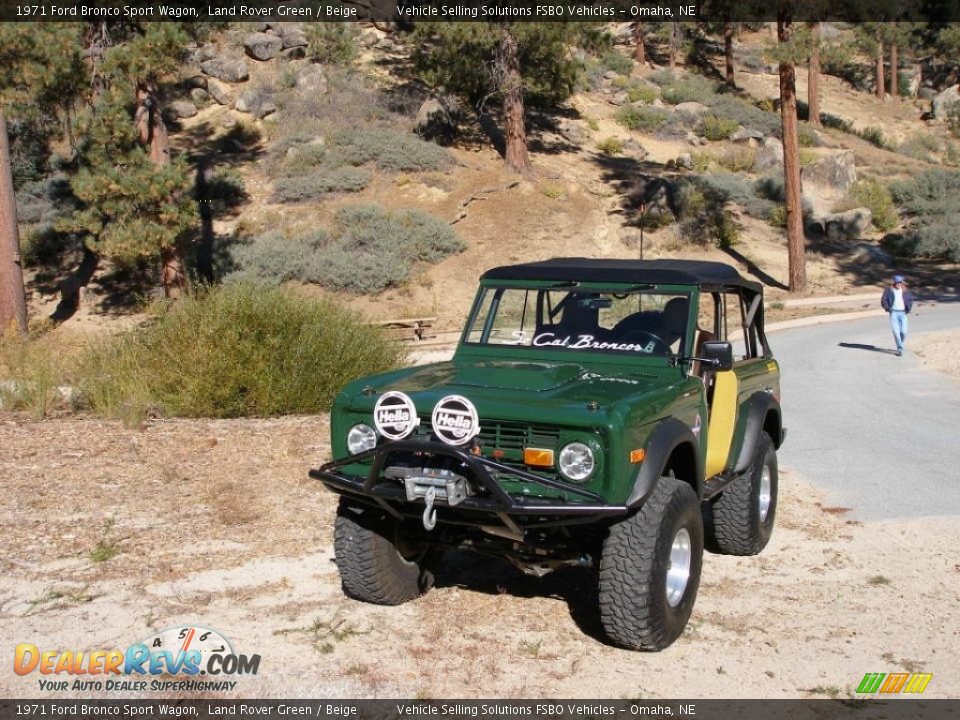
[558,442,595,482]
[347,424,377,455]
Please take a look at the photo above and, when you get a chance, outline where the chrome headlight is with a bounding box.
[347,424,377,455]
[558,442,595,482]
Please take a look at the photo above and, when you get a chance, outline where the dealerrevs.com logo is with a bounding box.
[14,625,260,693]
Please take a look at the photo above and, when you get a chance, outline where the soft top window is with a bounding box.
[465,287,691,357]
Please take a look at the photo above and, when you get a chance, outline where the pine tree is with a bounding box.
[414,23,584,175]
[60,23,197,298]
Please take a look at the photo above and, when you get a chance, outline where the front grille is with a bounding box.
[410,416,560,450]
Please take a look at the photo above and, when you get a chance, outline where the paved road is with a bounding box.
[774,301,960,520]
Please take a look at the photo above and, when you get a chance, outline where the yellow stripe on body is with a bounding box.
[705,370,739,478]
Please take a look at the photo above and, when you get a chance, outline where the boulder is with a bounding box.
[207,79,233,106]
[676,153,694,170]
[189,88,210,103]
[918,87,937,101]
[672,102,709,123]
[730,127,764,143]
[609,91,628,106]
[186,75,207,90]
[194,44,219,64]
[200,57,249,83]
[807,208,872,240]
[244,32,283,61]
[754,137,784,171]
[360,31,379,48]
[295,64,327,94]
[932,84,960,119]
[849,241,893,265]
[603,70,620,80]
[167,101,198,119]
[558,120,584,145]
[255,101,277,120]
[801,150,857,196]
[415,97,457,142]
[234,90,259,114]
[623,138,648,159]
[282,47,307,60]
[281,29,308,49]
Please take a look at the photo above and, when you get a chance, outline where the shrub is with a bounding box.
[947,102,960,139]
[945,142,960,167]
[768,204,788,228]
[626,83,658,105]
[833,179,898,232]
[272,167,371,202]
[651,70,718,105]
[690,151,714,173]
[330,127,451,172]
[717,146,756,172]
[798,124,820,147]
[596,137,625,155]
[714,211,739,249]
[306,23,358,66]
[799,148,818,166]
[897,132,941,163]
[78,283,405,419]
[675,183,706,220]
[701,114,739,141]
[0,330,68,418]
[278,143,328,178]
[231,205,464,294]
[615,105,669,133]
[857,125,894,150]
[755,174,785,202]
[601,50,633,76]
[890,169,960,261]
[706,96,781,137]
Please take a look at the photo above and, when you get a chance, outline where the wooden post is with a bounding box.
[0,110,28,337]
[778,18,807,293]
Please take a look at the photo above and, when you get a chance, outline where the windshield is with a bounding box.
[464,287,691,357]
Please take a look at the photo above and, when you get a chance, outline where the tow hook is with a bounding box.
[422,486,437,531]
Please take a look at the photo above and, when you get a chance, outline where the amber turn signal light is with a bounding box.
[523,448,555,467]
[629,448,646,464]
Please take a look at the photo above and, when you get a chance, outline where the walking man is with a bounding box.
[881,274,914,356]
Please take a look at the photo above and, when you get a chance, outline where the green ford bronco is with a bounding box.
[310,258,785,650]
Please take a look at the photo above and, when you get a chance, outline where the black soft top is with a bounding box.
[482,258,761,292]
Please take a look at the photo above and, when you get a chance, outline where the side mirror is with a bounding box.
[701,341,734,371]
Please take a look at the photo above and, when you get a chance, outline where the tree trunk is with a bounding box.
[777,18,806,293]
[499,27,529,175]
[875,36,885,100]
[724,22,736,89]
[808,22,821,126]
[633,22,645,64]
[135,80,187,298]
[0,111,28,337]
[669,23,678,69]
[890,42,899,101]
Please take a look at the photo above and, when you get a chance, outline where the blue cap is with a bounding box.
[893,275,904,283]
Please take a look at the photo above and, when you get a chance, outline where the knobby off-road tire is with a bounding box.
[709,431,778,556]
[599,477,704,651]
[334,499,435,605]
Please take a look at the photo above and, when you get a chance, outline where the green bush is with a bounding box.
[768,204,788,228]
[330,127,451,172]
[833,179,898,232]
[701,114,739,141]
[601,50,633,76]
[714,211,739,249]
[947,102,960,139]
[717,146,756,172]
[706,96,781,137]
[626,84,658,105]
[230,205,464,294]
[306,23,358,66]
[272,167,371,203]
[615,105,669,133]
[896,132,941,163]
[596,137,625,155]
[78,284,405,419]
[278,143,328,178]
[797,124,820,147]
[890,169,960,261]
[650,70,717,105]
[857,125,894,150]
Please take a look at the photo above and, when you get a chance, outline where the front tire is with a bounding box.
[333,499,434,605]
[709,431,778,555]
[598,477,703,651]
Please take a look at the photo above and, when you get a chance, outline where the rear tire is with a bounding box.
[709,431,778,555]
[598,477,703,651]
[334,499,434,605]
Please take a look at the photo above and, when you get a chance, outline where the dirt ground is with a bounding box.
[912,329,960,383]
[2,406,958,700]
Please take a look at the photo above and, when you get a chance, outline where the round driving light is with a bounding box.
[558,442,595,482]
[347,424,377,455]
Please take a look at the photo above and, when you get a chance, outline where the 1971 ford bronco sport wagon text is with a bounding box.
[310,258,786,650]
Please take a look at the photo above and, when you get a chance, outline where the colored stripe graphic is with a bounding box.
[880,673,910,693]
[856,673,885,694]
[903,673,933,694]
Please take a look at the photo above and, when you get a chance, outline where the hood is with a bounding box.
[380,360,587,394]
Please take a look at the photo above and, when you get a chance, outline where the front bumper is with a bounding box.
[309,439,628,529]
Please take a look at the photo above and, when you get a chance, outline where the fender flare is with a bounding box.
[626,417,702,507]
[733,392,782,474]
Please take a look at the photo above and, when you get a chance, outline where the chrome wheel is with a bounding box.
[758,466,772,523]
[665,527,692,608]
